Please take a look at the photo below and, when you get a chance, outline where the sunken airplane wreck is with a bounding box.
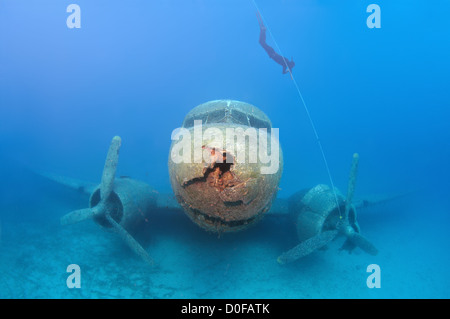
[41,100,394,266]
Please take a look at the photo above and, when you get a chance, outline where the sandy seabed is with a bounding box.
[0,190,448,299]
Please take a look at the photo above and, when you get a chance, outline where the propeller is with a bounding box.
[60,136,154,267]
[278,153,378,264]
[60,136,122,225]
[337,153,378,256]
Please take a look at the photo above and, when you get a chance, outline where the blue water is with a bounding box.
[0,0,449,298]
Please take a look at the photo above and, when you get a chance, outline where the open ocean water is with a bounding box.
[0,1,449,299]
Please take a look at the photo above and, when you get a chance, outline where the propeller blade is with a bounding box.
[61,208,94,225]
[343,153,359,219]
[100,136,122,201]
[60,204,105,225]
[105,212,154,267]
[348,232,379,256]
[277,230,338,264]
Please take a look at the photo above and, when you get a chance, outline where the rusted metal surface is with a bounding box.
[169,100,283,233]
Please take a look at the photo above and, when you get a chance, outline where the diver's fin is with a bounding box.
[105,212,154,267]
[277,230,338,264]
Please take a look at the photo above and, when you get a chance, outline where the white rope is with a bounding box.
[251,0,343,217]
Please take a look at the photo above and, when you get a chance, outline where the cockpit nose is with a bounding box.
[168,100,283,233]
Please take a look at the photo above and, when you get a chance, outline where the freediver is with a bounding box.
[256,11,295,76]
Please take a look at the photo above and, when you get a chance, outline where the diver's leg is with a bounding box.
[256,11,281,62]
[261,42,278,60]
[259,27,267,47]
[257,12,267,47]
[258,20,276,58]
[256,11,266,31]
